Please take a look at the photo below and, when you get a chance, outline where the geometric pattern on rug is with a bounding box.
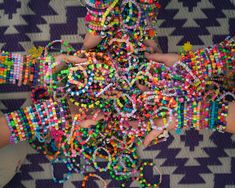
[1,0,235,187]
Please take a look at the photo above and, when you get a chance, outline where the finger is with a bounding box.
[127,120,139,129]
[143,129,163,147]
[94,111,105,121]
[143,39,158,49]
[83,32,103,49]
[144,52,160,62]
[53,55,67,73]
[80,119,95,128]
[80,111,105,128]
[53,55,88,73]
[136,80,149,92]
[167,54,180,66]
[64,56,87,64]
[146,47,154,53]
[54,54,66,62]
[145,52,175,65]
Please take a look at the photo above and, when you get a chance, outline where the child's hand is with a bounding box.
[83,33,103,50]
[145,52,180,67]
[54,54,87,73]
[143,115,176,147]
[143,39,161,53]
[119,115,176,147]
[55,54,87,64]
[80,111,105,128]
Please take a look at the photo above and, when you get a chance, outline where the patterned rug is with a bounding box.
[0,0,235,187]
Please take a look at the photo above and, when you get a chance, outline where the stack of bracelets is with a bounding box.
[85,0,160,69]
[0,0,235,186]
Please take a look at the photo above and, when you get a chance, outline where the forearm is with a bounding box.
[0,99,72,148]
[178,37,234,81]
[0,115,11,148]
[174,100,234,134]
[168,37,234,100]
[0,52,55,87]
[143,39,161,53]
[225,101,235,133]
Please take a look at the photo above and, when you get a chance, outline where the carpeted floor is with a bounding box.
[0,0,235,187]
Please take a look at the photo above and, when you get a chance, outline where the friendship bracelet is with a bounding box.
[81,173,107,188]
[136,161,162,188]
[1,34,234,186]
[150,106,173,131]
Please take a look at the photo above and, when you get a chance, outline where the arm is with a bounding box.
[224,102,235,133]
[0,116,10,148]
[143,101,235,147]
[145,37,234,74]
[0,55,87,149]
[0,53,87,86]
[145,52,180,67]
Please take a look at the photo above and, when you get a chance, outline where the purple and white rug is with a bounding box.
[0,0,235,187]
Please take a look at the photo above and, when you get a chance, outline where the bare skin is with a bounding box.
[145,52,180,67]
[0,116,10,148]
[143,51,235,146]
[83,33,161,52]
[1,43,234,149]
[83,33,103,50]
[1,101,234,148]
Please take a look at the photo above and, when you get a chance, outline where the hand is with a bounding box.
[116,115,176,147]
[136,79,150,92]
[143,115,176,147]
[143,39,161,53]
[145,52,180,67]
[54,54,87,73]
[83,32,103,50]
[80,110,105,128]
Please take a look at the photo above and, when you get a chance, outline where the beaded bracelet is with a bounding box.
[81,173,107,188]
[114,93,137,118]
[85,0,113,9]
[43,40,73,57]
[135,161,162,188]
[5,106,40,144]
[150,106,173,131]
[101,0,119,27]
[68,66,88,87]
[109,156,134,181]
[120,0,142,30]
[51,158,72,184]
[2,35,234,186]
[92,146,112,172]
[67,70,94,96]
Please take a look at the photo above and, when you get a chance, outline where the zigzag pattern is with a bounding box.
[5,154,49,187]
[180,129,203,151]
[157,0,235,52]
[0,0,86,52]
[178,0,202,12]
[0,0,21,19]
[16,1,57,34]
[0,0,235,187]
[49,5,87,50]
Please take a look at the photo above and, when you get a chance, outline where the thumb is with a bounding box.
[65,56,87,64]
[53,55,87,73]
[80,111,105,128]
[144,52,160,62]
[143,129,163,147]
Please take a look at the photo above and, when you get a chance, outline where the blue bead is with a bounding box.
[176,128,181,134]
